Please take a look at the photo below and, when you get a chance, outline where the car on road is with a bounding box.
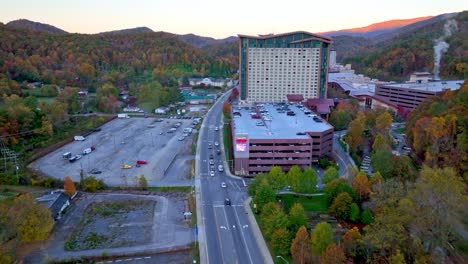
[208,143,212,149]
[121,164,132,169]
[75,154,82,160]
[159,132,164,135]
[178,136,185,141]
[224,198,231,206]
[214,141,219,146]
[209,154,214,159]
[217,149,221,155]
[90,169,102,174]
[218,165,224,172]
[136,160,148,165]
[215,127,219,131]
[210,170,215,177]
[221,182,227,188]
[209,160,214,165]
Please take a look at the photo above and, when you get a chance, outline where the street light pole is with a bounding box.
[276,255,288,264]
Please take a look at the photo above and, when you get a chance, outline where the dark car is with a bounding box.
[91,169,102,174]
[224,198,231,206]
[217,149,221,155]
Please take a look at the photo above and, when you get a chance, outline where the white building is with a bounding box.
[238,31,332,103]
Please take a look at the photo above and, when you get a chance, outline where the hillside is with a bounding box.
[0,23,237,92]
[99,27,153,35]
[340,11,467,81]
[175,33,237,48]
[6,19,68,34]
[323,16,433,38]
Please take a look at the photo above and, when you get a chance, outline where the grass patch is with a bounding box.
[91,201,137,217]
[278,194,329,213]
[148,186,192,193]
[139,102,156,113]
[36,97,55,104]
[187,193,197,228]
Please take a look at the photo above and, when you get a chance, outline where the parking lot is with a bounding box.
[30,117,195,186]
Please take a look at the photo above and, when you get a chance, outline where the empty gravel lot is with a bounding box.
[30,117,194,186]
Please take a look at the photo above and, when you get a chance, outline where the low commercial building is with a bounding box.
[231,103,334,176]
[35,190,70,220]
[375,80,463,110]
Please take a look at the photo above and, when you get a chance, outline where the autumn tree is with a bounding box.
[324,179,358,205]
[63,176,76,197]
[342,227,363,257]
[291,226,312,264]
[404,166,466,255]
[390,249,406,264]
[374,111,393,136]
[323,167,339,184]
[364,206,409,255]
[260,202,289,240]
[345,113,366,153]
[271,228,291,256]
[311,222,333,255]
[321,244,346,264]
[222,101,231,117]
[352,172,371,201]
[139,175,148,190]
[329,192,353,220]
[9,195,54,243]
[372,133,390,153]
[288,203,307,234]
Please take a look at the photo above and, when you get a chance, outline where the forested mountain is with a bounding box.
[322,16,433,38]
[175,33,237,48]
[340,11,467,81]
[0,23,237,92]
[406,82,468,180]
[99,27,153,35]
[6,19,68,34]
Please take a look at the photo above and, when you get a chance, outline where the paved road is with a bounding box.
[332,130,356,180]
[196,94,268,264]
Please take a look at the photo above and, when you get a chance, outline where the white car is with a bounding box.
[221,182,227,188]
[214,141,219,146]
[215,127,219,131]
[210,171,215,177]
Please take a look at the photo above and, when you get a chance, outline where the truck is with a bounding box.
[74,136,86,141]
[82,146,95,155]
[117,113,130,119]
[62,152,72,160]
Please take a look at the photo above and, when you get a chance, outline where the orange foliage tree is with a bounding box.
[291,226,312,264]
[222,101,231,117]
[352,172,371,201]
[321,244,347,264]
[64,176,76,197]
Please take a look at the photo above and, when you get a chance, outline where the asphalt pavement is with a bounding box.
[196,93,271,264]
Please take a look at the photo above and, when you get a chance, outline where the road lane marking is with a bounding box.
[233,206,254,264]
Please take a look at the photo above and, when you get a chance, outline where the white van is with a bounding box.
[82,148,92,155]
[74,136,86,141]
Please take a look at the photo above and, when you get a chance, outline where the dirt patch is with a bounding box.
[65,200,156,251]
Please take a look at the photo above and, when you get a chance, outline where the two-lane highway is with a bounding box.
[196,93,265,264]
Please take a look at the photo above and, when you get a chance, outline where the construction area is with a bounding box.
[29,117,196,187]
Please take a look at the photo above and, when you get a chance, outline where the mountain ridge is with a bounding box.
[321,16,433,38]
[6,19,68,34]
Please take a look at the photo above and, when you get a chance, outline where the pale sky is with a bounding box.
[1,0,466,38]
